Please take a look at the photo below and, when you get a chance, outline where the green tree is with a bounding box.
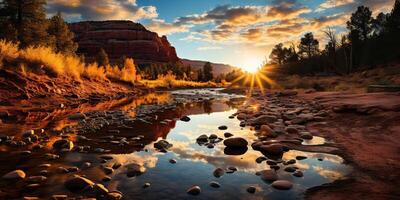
[96,48,109,67]
[386,0,400,33]
[269,43,286,65]
[347,6,373,42]
[48,12,78,55]
[0,0,50,47]
[203,62,213,81]
[298,32,319,58]
[197,69,204,82]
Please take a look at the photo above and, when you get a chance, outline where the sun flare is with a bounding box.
[239,57,264,73]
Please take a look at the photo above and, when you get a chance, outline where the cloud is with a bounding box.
[197,46,223,51]
[316,0,355,12]
[145,19,190,35]
[47,0,158,21]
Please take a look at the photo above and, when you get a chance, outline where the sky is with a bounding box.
[46,0,395,69]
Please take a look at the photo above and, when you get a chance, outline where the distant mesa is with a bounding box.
[181,59,238,76]
[69,20,180,64]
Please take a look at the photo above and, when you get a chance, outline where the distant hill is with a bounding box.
[181,59,238,76]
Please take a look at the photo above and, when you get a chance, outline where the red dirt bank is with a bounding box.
[301,92,400,200]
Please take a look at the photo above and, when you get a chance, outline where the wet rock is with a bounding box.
[209,134,218,140]
[209,181,220,188]
[56,167,69,174]
[67,167,79,172]
[247,186,256,193]
[296,156,307,160]
[103,167,114,175]
[223,137,248,148]
[126,163,145,177]
[284,167,297,173]
[100,155,114,160]
[285,127,299,134]
[92,183,109,196]
[22,130,35,138]
[154,140,172,150]
[207,143,214,148]
[26,176,47,183]
[266,160,277,165]
[169,159,177,164]
[271,180,293,190]
[286,159,296,165]
[68,113,86,120]
[2,170,26,180]
[82,162,91,168]
[224,132,233,138]
[270,165,280,170]
[107,191,123,200]
[213,168,225,178]
[300,132,313,140]
[218,125,228,130]
[143,182,151,188]
[64,175,95,192]
[102,176,111,182]
[293,171,303,177]
[196,134,209,143]
[224,147,248,155]
[256,156,267,163]
[237,113,247,120]
[251,115,277,125]
[259,170,278,182]
[52,139,74,151]
[180,116,190,122]
[187,186,201,195]
[259,144,287,155]
[260,125,273,135]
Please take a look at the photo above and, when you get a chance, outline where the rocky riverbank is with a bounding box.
[232,90,400,200]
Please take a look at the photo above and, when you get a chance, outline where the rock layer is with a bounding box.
[69,20,180,64]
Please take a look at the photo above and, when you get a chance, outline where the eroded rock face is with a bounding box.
[69,20,180,64]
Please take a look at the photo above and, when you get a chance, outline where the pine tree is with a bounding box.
[197,69,204,82]
[48,12,78,55]
[347,6,373,42]
[96,48,109,67]
[0,0,51,47]
[298,32,319,58]
[203,62,213,81]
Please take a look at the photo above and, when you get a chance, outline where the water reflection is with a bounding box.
[0,90,351,200]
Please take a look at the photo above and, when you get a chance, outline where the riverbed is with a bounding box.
[0,89,351,199]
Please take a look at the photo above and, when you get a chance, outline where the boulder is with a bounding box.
[2,170,26,180]
[271,180,293,190]
[259,170,278,182]
[64,175,95,192]
[187,186,201,195]
[223,137,248,148]
[52,139,74,151]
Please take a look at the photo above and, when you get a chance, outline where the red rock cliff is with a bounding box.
[69,20,180,64]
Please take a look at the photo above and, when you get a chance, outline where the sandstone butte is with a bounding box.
[69,20,180,64]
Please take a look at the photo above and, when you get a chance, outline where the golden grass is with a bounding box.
[0,40,139,83]
[140,71,218,88]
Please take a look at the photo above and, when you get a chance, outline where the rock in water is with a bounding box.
[223,137,248,148]
[259,144,287,155]
[271,180,293,190]
[196,134,209,143]
[224,132,233,138]
[154,140,172,150]
[2,170,26,180]
[187,186,201,195]
[259,170,278,182]
[126,163,146,177]
[213,168,225,178]
[64,175,95,192]
[218,125,228,130]
[247,186,256,193]
[209,181,220,188]
[180,116,190,122]
[52,139,74,151]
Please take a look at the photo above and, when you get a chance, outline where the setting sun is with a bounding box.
[239,57,264,73]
